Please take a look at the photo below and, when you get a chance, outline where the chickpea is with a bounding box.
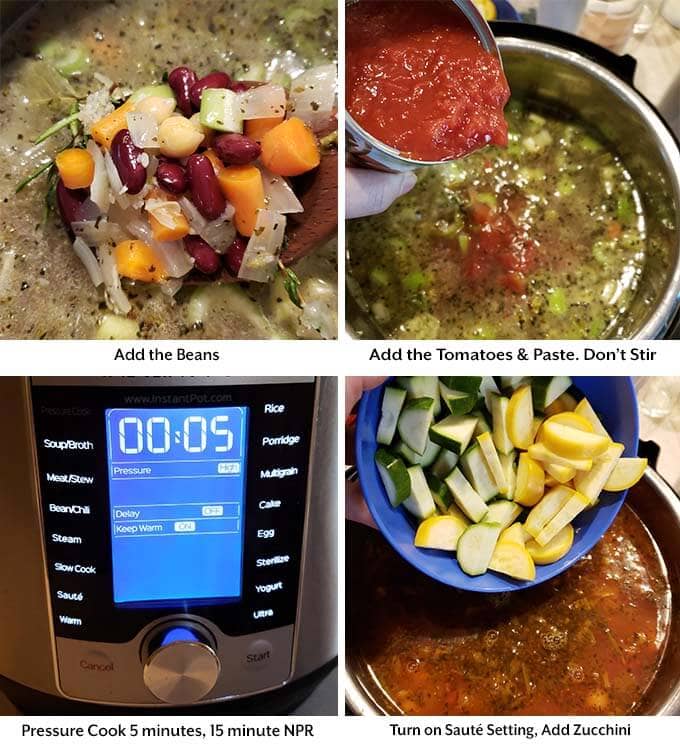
[134,95,177,125]
[158,115,204,158]
[189,113,213,147]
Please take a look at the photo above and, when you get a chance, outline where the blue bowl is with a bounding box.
[356,377,639,592]
[494,1,521,21]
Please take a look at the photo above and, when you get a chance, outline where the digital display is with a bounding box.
[105,407,248,604]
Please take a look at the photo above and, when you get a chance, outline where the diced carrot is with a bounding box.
[260,117,320,177]
[245,115,285,143]
[55,148,94,189]
[145,186,190,241]
[203,148,225,175]
[91,98,136,149]
[607,220,622,239]
[114,240,166,283]
[216,165,265,237]
[149,211,190,242]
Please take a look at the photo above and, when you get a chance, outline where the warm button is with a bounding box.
[243,639,273,670]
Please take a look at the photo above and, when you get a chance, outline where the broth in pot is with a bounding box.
[348,505,671,715]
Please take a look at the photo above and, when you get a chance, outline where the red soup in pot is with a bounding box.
[346,0,510,161]
[348,505,671,715]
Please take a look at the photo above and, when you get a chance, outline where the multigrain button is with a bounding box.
[243,639,273,670]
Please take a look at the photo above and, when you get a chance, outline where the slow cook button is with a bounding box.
[54,561,97,575]
[78,650,115,674]
[243,640,273,670]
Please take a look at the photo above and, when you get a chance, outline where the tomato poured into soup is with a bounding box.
[346,1,510,161]
[348,505,670,716]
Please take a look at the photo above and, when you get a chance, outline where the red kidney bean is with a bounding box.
[184,235,221,275]
[225,236,247,277]
[213,133,261,165]
[230,81,250,93]
[185,153,226,220]
[167,66,197,117]
[189,71,232,110]
[56,180,87,226]
[110,129,146,195]
[155,160,188,194]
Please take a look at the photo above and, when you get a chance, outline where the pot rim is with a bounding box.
[345,466,680,716]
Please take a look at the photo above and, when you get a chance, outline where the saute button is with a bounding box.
[243,639,273,670]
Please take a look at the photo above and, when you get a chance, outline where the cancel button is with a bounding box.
[244,639,273,670]
[79,650,114,673]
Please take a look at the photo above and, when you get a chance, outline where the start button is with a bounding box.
[243,639,273,670]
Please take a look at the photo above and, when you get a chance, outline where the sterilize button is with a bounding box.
[243,639,273,670]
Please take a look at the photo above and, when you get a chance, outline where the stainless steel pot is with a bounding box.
[346,26,680,339]
[346,466,680,715]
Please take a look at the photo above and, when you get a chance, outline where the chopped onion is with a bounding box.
[239,83,287,120]
[126,112,159,150]
[200,218,236,253]
[99,243,131,314]
[72,219,125,246]
[145,197,184,229]
[72,237,104,288]
[178,197,207,232]
[145,153,159,182]
[151,239,194,278]
[0,250,16,298]
[86,140,110,212]
[238,209,286,282]
[159,278,183,298]
[288,65,336,131]
[103,149,132,208]
[260,165,303,214]
[126,217,194,278]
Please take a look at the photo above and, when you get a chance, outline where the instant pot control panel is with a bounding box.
[29,377,317,706]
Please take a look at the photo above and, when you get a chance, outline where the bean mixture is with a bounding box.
[348,506,671,715]
[347,100,648,339]
[0,0,337,339]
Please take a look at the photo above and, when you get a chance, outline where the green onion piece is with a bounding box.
[369,267,389,287]
[616,193,634,224]
[547,288,568,316]
[15,159,54,193]
[403,270,428,292]
[33,110,81,145]
[476,192,497,209]
[458,233,470,254]
[319,130,337,149]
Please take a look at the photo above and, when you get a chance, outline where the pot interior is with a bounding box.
[499,39,680,338]
[346,469,680,715]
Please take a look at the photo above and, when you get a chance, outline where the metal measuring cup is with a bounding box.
[346,0,502,172]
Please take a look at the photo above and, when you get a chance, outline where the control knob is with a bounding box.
[143,624,220,704]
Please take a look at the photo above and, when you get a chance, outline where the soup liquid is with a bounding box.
[348,506,670,715]
[347,101,647,339]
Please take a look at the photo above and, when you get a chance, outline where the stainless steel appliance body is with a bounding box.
[0,377,337,710]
